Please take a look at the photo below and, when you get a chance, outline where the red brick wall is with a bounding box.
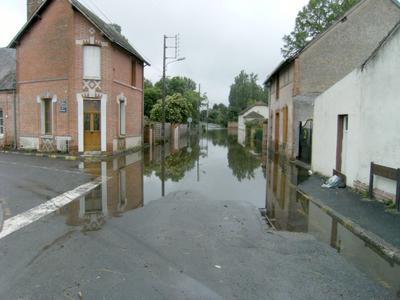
[16,0,144,154]
[17,0,73,142]
[0,91,15,147]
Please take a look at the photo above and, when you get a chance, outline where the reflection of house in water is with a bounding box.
[266,155,400,294]
[63,152,143,230]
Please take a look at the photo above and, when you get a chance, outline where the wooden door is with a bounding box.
[275,112,280,153]
[336,115,348,173]
[84,100,101,151]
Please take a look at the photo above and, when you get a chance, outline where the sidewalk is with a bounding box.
[298,175,400,262]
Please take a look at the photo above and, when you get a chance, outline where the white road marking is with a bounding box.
[0,178,103,240]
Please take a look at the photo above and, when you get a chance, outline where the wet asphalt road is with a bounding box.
[0,191,395,299]
[0,153,92,220]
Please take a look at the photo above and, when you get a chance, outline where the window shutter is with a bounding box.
[83,46,101,79]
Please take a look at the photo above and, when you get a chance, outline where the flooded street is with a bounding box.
[144,130,266,207]
[0,129,398,299]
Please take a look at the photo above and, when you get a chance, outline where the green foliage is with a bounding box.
[227,139,261,181]
[204,103,230,127]
[144,79,162,117]
[282,0,360,58]
[145,76,204,123]
[150,93,194,124]
[228,71,267,121]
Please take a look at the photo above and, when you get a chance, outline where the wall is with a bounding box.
[17,0,73,150]
[312,71,362,186]
[312,25,400,199]
[298,0,400,95]
[0,91,15,147]
[268,63,295,158]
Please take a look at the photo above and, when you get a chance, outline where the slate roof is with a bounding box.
[0,48,16,91]
[243,111,265,120]
[8,0,149,65]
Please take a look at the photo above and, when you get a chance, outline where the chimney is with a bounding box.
[27,0,45,20]
[109,23,122,34]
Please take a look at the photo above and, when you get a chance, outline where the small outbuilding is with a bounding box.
[238,103,268,145]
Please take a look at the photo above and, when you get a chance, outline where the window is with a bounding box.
[131,59,137,87]
[83,46,101,79]
[42,99,52,135]
[0,109,3,135]
[119,99,126,136]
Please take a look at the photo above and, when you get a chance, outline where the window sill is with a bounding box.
[41,135,54,139]
[83,77,101,81]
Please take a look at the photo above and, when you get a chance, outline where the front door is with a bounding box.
[84,100,101,151]
[275,112,280,153]
[336,114,348,173]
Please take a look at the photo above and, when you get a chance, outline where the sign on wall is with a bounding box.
[60,100,67,113]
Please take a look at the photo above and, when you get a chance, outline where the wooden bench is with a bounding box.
[369,162,400,211]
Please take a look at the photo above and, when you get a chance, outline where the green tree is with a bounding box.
[228,71,267,121]
[144,79,162,117]
[282,0,360,58]
[150,93,194,124]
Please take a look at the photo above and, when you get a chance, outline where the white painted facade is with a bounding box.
[238,105,269,132]
[312,25,400,197]
[237,105,268,146]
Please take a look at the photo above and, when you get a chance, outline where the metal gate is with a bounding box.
[298,119,313,164]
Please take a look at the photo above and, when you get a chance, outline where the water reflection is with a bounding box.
[144,129,267,207]
[266,154,400,294]
[62,152,143,231]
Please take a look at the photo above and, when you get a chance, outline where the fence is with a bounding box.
[144,122,188,145]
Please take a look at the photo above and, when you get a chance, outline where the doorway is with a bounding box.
[336,114,348,173]
[84,100,101,151]
[275,112,280,153]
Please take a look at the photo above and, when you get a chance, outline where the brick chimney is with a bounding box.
[27,0,45,20]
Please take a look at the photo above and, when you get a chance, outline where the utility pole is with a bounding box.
[160,34,185,197]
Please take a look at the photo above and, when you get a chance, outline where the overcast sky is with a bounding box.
[0,0,308,105]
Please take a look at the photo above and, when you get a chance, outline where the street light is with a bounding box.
[161,34,185,197]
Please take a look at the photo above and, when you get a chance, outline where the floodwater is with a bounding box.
[2,129,398,296]
[144,129,266,207]
[266,154,400,295]
[60,129,267,232]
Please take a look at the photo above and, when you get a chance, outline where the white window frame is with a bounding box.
[41,98,53,136]
[83,45,101,80]
[0,109,4,136]
[119,98,126,136]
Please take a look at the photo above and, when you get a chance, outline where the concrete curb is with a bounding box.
[0,146,142,162]
[297,188,400,265]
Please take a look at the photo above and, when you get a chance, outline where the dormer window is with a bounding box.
[83,46,101,80]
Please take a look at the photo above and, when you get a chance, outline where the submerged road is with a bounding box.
[0,191,394,299]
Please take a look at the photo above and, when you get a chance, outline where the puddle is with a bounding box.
[266,154,400,295]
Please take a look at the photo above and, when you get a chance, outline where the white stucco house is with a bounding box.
[312,22,400,203]
[237,103,269,145]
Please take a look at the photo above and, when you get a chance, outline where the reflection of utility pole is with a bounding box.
[198,84,201,136]
[161,144,165,197]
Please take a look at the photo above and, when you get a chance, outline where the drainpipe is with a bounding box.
[13,87,17,150]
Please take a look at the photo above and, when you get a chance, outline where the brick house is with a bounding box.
[0,48,16,149]
[8,0,149,154]
[264,0,400,162]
